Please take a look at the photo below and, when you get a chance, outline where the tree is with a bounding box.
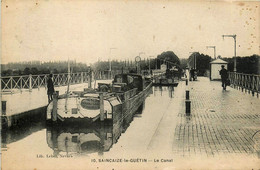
[2,69,13,76]
[31,67,39,75]
[222,54,260,74]
[53,69,58,74]
[180,58,188,69]
[23,67,31,75]
[188,52,211,76]
[157,51,180,69]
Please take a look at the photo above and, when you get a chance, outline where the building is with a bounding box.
[210,58,228,80]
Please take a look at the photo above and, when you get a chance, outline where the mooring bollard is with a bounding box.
[52,92,58,122]
[185,100,191,116]
[186,90,190,100]
[99,93,105,121]
[2,101,7,116]
[186,79,188,85]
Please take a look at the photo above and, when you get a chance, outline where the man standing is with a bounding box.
[219,65,228,90]
[47,74,55,103]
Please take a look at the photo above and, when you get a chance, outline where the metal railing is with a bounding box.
[229,72,260,97]
[1,72,90,93]
[1,69,162,93]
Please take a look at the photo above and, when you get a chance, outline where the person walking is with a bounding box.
[190,68,196,81]
[219,65,228,90]
[47,74,55,103]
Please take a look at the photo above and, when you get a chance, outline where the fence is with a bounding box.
[1,69,163,93]
[1,72,90,93]
[0,70,133,93]
[229,72,260,97]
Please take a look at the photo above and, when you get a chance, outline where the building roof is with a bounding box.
[210,58,228,64]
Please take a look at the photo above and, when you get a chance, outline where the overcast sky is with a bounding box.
[2,0,259,64]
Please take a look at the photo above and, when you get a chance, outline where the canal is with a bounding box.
[1,86,179,169]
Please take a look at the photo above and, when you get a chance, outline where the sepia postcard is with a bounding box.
[1,0,260,169]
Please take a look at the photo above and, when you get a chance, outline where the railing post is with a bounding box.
[29,74,32,92]
[81,72,84,84]
[20,77,23,92]
[57,74,60,86]
[10,77,13,94]
[44,75,47,89]
[252,75,255,96]
[257,76,259,98]
[70,73,73,84]
[38,75,40,90]
[242,74,244,91]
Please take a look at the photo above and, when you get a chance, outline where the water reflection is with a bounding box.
[153,86,175,98]
[1,119,46,149]
[46,124,113,156]
[46,103,145,156]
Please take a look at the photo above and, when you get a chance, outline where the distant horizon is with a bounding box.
[2,53,260,65]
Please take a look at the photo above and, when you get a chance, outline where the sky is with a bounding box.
[1,0,260,64]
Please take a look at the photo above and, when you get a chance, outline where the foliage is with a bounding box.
[156,51,180,69]
[1,61,90,76]
[222,54,259,74]
[188,52,212,76]
[180,59,188,69]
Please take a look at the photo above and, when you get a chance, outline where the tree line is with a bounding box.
[187,53,259,75]
[1,61,91,76]
[1,53,259,77]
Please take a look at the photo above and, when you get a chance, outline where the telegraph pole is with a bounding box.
[206,46,216,59]
[222,34,236,72]
[138,52,145,74]
[109,48,117,79]
[149,56,153,75]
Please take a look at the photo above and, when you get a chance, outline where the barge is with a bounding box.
[152,75,179,86]
[46,73,152,124]
[152,68,179,86]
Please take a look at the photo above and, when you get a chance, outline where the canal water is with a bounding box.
[1,86,178,169]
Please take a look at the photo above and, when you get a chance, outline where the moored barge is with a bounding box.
[46,73,152,124]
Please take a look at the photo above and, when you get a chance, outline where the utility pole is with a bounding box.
[149,56,153,75]
[206,46,216,59]
[222,34,236,72]
[109,48,117,79]
[138,52,145,74]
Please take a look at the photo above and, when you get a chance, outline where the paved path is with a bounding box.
[1,80,112,116]
[147,77,260,158]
